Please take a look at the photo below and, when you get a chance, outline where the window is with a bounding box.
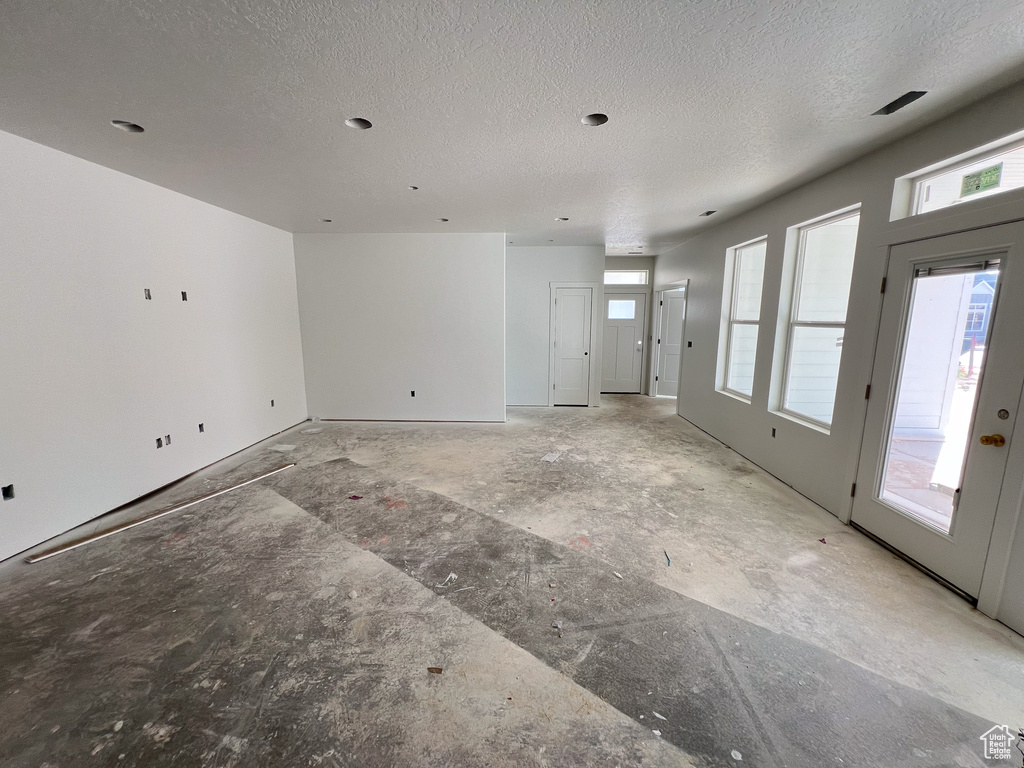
[607,299,636,319]
[779,209,860,427]
[604,270,648,285]
[966,303,987,332]
[720,238,767,399]
[908,136,1024,216]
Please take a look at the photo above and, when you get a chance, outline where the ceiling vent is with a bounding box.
[111,120,144,133]
[873,91,927,116]
[699,210,717,217]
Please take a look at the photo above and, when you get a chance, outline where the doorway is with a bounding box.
[652,284,687,397]
[550,286,595,406]
[601,292,647,393]
[852,221,1024,609]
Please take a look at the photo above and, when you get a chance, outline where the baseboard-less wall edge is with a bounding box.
[317,418,507,424]
[24,463,296,564]
[674,412,839,520]
[2,419,307,565]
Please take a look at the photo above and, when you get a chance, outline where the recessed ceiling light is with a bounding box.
[111,120,144,133]
[699,210,717,217]
[873,91,927,116]
[628,251,643,255]
[345,117,372,129]
[548,239,554,242]
[319,218,333,222]
[581,113,608,126]
[436,218,449,222]
[555,217,569,221]
[408,185,419,190]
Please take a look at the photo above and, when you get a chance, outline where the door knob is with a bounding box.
[980,434,1006,447]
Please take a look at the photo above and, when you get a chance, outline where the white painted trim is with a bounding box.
[548,281,602,407]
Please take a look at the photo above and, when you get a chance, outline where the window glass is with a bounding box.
[719,237,767,400]
[780,209,860,427]
[912,141,1024,215]
[608,300,636,319]
[794,215,859,322]
[604,270,648,285]
[726,324,759,397]
[733,243,766,321]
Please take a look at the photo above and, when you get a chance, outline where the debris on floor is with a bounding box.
[613,572,623,580]
[665,511,678,518]
[300,427,323,434]
[268,444,296,453]
[347,495,363,500]
[541,452,561,462]
[731,749,743,760]
[549,582,556,588]
[664,550,672,566]
[819,538,827,544]
[552,620,563,629]
[348,590,358,599]
[653,712,667,720]
[427,667,443,675]
[652,730,662,737]
[436,572,458,588]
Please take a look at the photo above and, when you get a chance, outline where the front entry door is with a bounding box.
[553,287,593,405]
[602,292,647,393]
[655,286,687,397]
[852,221,1024,598]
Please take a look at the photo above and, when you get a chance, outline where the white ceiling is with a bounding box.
[3,0,1024,254]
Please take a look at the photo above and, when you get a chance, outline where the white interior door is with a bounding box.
[602,292,646,393]
[655,287,687,396]
[552,287,592,406]
[852,221,1024,599]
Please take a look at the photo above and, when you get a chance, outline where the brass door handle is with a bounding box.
[980,434,1006,447]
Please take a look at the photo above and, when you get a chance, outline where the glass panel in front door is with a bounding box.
[879,264,1000,533]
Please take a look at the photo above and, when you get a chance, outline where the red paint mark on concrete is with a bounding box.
[164,533,188,545]
[568,535,591,550]
[383,496,408,510]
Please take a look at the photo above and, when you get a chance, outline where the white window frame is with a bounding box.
[720,237,767,401]
[604,269,649,285]
[778,208,860,429]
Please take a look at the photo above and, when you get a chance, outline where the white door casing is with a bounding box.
[852,221,1024,609]
[602,292,647,393]
[552,286,593,405]
[654,286,687,396]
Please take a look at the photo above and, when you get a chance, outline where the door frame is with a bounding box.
[649,280,689,398]
[850,219,1024,623]
[548,282,602,407]
[604,283,652,394]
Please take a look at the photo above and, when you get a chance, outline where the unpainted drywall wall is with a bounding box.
[0,130,307,562]
[656,79,1024,519]
[295,233,506,421]
[506,246,605,405]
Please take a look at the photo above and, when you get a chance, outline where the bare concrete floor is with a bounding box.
[1,396,1022,767]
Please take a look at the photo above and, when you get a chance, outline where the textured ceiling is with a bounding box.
[3,0,1024,253]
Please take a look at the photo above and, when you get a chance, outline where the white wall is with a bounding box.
[656,78,1024,519]
[506,246,605,405]
[0,130,307,562]
[295,233,506,421]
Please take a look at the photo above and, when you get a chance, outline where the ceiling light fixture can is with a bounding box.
[581,113,609,126]
[319,218,333,222]
[345,117,372,129]
[556,217,569,221]
[408,186,419,190]
[111,120,144,133]
[436,218,449,222]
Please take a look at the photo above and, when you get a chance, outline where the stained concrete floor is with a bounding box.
[1,395,1022,767]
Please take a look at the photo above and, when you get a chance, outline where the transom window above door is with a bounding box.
[604,270,648,285]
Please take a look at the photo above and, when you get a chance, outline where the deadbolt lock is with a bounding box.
[979,434,1006,447]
